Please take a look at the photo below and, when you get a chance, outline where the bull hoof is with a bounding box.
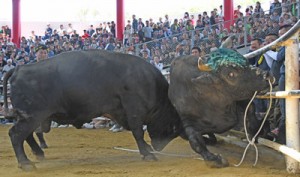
[40,143,48,149]
[18,162,36,171]
[36,154,45,161]
[142,153,158,161]
[205,155,229,168]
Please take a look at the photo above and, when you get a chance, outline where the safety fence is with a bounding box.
[246,20,300,174]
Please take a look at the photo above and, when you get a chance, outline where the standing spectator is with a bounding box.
[88,25,95,37]
[170,19,180,34]
[164,14,171,28]
[143,20,153,42]
[183,12,190,26]
[57,24,65,36]
[138,18,145,28]
[123,24,131,46]
[110,21,116,37]
[270,0,282,16]
[45,24,53,37]
[234,5,242,19]
[254,1,264,18]
[66,23,74,35]
[210,10,217,27]
[132,14,138,33]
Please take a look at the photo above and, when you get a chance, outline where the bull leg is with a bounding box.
[185,126,229,168]
[36,132,48,149]
[203,133,217,145]
[26,133,45,160]
[128,116,157,161]
[9,122,37,171]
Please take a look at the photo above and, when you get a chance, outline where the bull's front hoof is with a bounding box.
[18,162,37,171]
[40,143,48,149]
[142,153,158,161]
[205,155,229,168]
[36,154,45,161]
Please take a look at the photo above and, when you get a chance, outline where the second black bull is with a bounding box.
[169,48,273,167]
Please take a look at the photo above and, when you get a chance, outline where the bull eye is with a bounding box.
[229,72,234,77]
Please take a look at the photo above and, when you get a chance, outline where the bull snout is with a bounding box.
[261,71,275,84]
[253,67,275,84]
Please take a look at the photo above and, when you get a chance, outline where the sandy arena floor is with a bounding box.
[0,124,297,177]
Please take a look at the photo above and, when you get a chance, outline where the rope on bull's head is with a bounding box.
[234,78,273,167]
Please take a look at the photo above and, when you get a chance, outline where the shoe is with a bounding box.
[83,123,94,129]
[112,126,123,133]
[109,124,117,131]
[58,124,69,128]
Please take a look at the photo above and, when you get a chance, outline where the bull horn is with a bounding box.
[244,20,300,59]
[220,35,234,49]
[198,57,212,71]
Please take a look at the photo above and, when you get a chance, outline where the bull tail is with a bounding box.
[3,68,15,117]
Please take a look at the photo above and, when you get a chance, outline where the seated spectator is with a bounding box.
[2,59,14,80]
[152,56,163,71]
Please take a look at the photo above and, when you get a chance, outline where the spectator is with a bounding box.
[270,0,282,16]
[104,38,115,51]
[143,20,153,42]
[191,46,201,57]
[2,59,14,79]
[234,5,242,19]
[254,1,264,18]
[132,14,138,33]
[67,23,74,35]
[170,19,180,34]
[57,24,65,36]
[142,50,152,63]
[152,56,163,71]
[248,38,263,65]
[45,24,53,37]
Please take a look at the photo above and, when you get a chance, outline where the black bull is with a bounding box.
[3,50,182,170]
[168,49,273,168]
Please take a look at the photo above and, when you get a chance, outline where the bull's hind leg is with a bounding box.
[26,133,45,160]
[120,96,157,161]
[184,126,229,168]
[129,118,157,161]
[9,118,41,171]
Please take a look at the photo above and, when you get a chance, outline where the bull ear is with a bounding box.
[191,73,221,85]
[198,57,212,71]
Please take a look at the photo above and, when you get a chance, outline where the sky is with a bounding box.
[1,0,272,22]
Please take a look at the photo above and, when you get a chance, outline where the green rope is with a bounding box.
[206,48,248,71]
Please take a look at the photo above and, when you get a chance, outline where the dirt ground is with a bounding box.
[0,124,298,177]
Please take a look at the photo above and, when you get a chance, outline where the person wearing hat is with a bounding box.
[35,44,48,62]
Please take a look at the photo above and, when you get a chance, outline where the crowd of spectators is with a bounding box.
[0,1,298,73]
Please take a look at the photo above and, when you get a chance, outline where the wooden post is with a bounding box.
[285,31,300,173]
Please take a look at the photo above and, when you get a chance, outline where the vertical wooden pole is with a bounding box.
[285,31,300,173]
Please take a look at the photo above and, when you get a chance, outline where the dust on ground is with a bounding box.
[0,125,297,177]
